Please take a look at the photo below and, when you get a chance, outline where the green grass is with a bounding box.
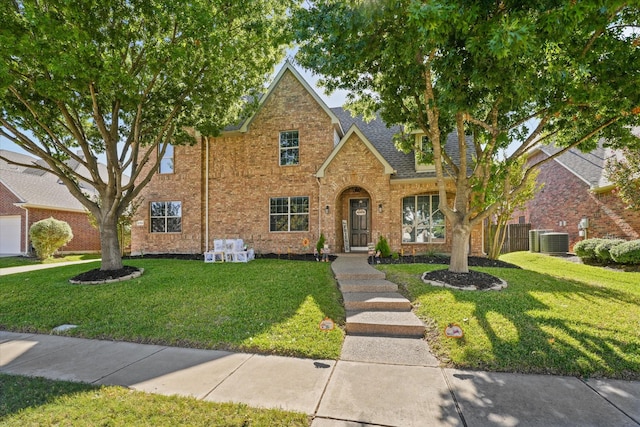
[379,252,640,379]
[0,259,345,359]
[0,254,100,269]
[0,373,309,426]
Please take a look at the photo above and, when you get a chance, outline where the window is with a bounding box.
[279,131,299,166]
[270,197,309,232]
[415,135,435,173]
[402,195,445,243]
[150,201,182,233]
[159,144,174,174]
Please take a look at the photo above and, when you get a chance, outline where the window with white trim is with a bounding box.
[159,144,174,174]
[270,196,309,232]
[402,194,445,243]
[150,201,182,233]
[279,131,299,166]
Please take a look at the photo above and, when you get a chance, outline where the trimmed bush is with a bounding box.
[595,239,626,263]
[375,235,391,257]
[573,238,608,261]
[316,233,326,254]
[610,240,640,265]
[29,217,73,260]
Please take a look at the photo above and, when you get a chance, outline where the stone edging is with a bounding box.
[421,272,508,291]
[69,268,144,285]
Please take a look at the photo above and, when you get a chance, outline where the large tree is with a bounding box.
[294,1,640,272]
[0,0,298,271]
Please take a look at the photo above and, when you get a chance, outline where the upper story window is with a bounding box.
[270,196,309,232]
[415,135,435,173]
[159,144,174,174]
[150,201,182,233]
[402,194,445,243]
[279,131,299,166]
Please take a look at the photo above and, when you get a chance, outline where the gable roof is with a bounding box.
[538,127,639,191]
[225,62,344,135]
[316,124,395,178]
[0,149,99,212]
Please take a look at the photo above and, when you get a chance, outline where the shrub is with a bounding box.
[316,233,326,254]
[610,240,640,265]
[594,239,626,263]
[573,238,608,261]
[29,217,73,260]
[375,235,391,257]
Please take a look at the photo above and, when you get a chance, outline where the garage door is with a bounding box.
[0,216,22,255]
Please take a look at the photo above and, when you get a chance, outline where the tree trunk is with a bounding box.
[99,213,123,271]
[449,221,471,273]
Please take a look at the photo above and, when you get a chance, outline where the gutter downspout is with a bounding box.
[205,135,210,252]
[316,176,322,241]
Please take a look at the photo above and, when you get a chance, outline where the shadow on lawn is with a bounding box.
[406,268,640,380]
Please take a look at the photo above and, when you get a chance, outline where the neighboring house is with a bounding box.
[0,150,101,256]
[131,63,485,256]
[511,137,640,250]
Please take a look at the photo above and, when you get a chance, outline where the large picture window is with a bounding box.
[279,131,299,166]
[402,195,445,243]
[150,201,182,233]
[159,144,174,174]
[270,196,309,232]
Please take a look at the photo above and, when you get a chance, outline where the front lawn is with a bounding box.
[0,258,344,360]
[0,254,100,269]
[379,252,640,379]
[0,373,309,426]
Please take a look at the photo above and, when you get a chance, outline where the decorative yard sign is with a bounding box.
[444,323,464,338]
[319,317,335,331]
[342,220,350,253]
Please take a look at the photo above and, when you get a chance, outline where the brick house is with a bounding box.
[131,63,485,256]
[511,139,640,250]
[0,150,101,255]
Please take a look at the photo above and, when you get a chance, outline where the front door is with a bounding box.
[350,198,370,249]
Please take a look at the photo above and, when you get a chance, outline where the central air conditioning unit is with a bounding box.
[540,232,569,255]
[529,229,553,253]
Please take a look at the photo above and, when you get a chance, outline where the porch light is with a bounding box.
[325,205,330,214]
[378,203,383,213]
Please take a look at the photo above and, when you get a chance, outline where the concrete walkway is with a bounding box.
[1,256,640,426]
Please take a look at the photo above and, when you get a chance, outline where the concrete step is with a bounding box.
[343,292,412,312]
[346,311,426,338]
[338,279,398,293]
[334,271,386,281]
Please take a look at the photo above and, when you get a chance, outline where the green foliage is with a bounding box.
[316,233,326,254]
[606,147,640,210]
[391,252,400,260]
[29,217,73,260]
[610,240,640,265]
[573,238,608,261]
[375,235,391,257]
[595,239,626,263]
[0,0,298,270]
[294,1,640,273]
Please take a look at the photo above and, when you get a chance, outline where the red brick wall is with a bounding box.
[131,69,485,256]
[520,151,640,250]
[27,208,101,253]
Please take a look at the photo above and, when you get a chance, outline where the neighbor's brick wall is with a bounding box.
[27,208,101,253]
[1,182,27,252]
[520,151,640,250]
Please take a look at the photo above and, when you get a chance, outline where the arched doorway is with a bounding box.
[338,187,372,252]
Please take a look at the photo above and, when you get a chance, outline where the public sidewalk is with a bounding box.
[1,331,639,426]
